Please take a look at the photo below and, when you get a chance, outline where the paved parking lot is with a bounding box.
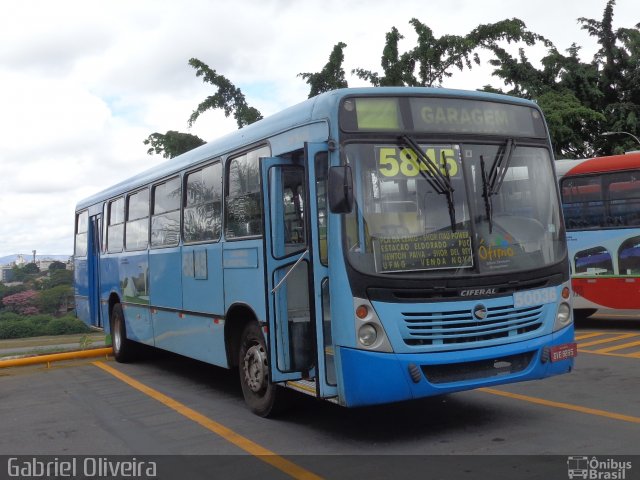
[2,320,639,479]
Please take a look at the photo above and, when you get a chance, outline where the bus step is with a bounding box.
[286,379,317,397]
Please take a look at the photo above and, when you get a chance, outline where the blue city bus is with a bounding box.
[74,87,576,416]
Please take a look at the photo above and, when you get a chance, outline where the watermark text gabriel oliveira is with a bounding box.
[7,457,157,478]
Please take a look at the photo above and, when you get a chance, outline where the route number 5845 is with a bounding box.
[377,146,459,178]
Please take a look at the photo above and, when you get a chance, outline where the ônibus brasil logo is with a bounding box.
[567,456,632,479]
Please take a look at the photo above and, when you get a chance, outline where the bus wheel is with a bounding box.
[111,303,135,363]
[239,322,283,417]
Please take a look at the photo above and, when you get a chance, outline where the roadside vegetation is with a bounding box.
[0,261,90,339]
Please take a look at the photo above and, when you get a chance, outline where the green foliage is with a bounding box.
[0,320,37,339]
[484,0,640,157]
[0,312,22,322]
[45,317,90,336]
[353,27,416,87]
[79,334,95,350]
[0,284,27,302]
[0,314,90,339]
[146,3,639,161]
[22,263,40,274]
[188,58,263,129]
[537,90,606,157]
[298,42,349,97]
[144,130,206,159]
[354,18,548,88]
[42,269,73,289]
[37,285,73,315]
[48,261,67,271]
[8,262,44,287]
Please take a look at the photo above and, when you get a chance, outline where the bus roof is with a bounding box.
[555,152,640,178]
[76,87,540,211]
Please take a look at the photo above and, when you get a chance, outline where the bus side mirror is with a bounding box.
[328,166,354,213]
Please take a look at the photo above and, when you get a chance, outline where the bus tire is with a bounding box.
[111,303,136,363]
[239,322,284,417]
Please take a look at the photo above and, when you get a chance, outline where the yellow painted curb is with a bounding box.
[0,347,113,368]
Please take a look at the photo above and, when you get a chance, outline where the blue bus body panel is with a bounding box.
[182,243,224,315]
[338,325,574,407]
[119,250,153,345]
[223,239,266,320]
[149,247,182,310]
[99,256,120,334]
[152,310,228,367]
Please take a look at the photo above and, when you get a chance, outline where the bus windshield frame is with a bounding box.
[339,101,566,280]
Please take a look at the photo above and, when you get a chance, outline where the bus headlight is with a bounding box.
[353,298,393,352]
[358,324,378,346]
[554,302,572,331]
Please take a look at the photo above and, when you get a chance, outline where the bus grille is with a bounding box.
[401,304,544,346]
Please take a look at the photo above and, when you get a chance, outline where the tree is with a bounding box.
[144,130,206,159]
[38,285,73,315]
[298,42,349,97]
[22,263,40,274]
[354,18,548,87]
[353,27,416,87]
[188,58,263,129]
[42,269,73,289]
[48,261,67,271]
[484,0,639,157]
[146,4,639,159]
[2,290,39,315]
[580,0,640,153]
[11,263,39,283]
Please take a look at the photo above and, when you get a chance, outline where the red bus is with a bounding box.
[556,152,640,319]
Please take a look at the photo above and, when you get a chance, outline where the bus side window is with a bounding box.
[152,176,181,247]
[75,211,89,257]
[225,146,270,239]
[107,197,125,253]
[184,164,221,243]
[125,189,149,251]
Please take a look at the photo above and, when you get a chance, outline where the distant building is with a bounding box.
[37,259,55,271]
[1,266,15,283]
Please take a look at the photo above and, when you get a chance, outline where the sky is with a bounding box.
[0,0,637,258]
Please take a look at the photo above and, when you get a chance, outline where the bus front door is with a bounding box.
[262,158,312,383]
[261,152,336,398]
[88,214,102,327]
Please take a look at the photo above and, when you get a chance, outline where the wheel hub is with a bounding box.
[243,343,268,393]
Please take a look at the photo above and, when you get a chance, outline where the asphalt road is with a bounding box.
[1,318,639,479]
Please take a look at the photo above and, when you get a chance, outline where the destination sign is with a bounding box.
[410,98,544,136]
[340,96,547,138]
[373,230,473,273]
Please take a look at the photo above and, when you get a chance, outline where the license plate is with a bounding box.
[549,343,577,362]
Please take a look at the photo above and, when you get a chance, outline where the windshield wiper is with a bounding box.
[481,138,516,233]
[400,135,457,231]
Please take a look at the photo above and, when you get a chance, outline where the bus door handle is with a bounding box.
[271,249,308,294]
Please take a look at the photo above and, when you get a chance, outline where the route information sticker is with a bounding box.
[373,230,473,273]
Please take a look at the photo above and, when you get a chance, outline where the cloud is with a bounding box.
[0,0,637,257]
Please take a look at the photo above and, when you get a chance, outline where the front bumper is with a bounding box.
[338,325,575,407]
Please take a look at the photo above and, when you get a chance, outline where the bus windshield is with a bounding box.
[344,142,566,276]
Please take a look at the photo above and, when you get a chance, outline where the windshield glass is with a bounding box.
[343,142,566,277]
